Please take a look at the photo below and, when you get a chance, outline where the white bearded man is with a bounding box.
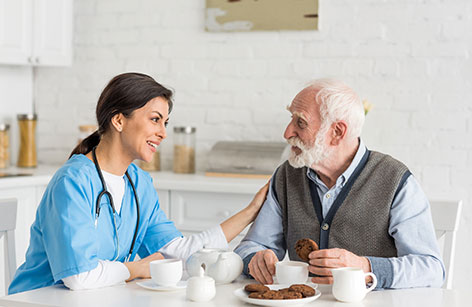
[234,79,445,289]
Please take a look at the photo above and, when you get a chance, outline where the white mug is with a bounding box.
[150,259,183,287]
[275,261,308,285]
[331,267,377,303]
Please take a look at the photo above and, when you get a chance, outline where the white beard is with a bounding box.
[287,131,332,169]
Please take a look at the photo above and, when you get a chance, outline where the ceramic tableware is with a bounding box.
[331,267,377,303]
[275,261,309,285]
[150,259,182,287]
[186,266,216,302]
[187,248,243,284]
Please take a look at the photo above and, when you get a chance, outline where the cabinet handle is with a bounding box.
[35,57,40,64]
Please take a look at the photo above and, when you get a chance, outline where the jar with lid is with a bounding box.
[17,114,37,168]
[0,123,10,169]
[140,148,161,172]
[173,126,196,174]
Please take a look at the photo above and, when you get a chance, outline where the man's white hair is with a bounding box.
[307,79,365,140]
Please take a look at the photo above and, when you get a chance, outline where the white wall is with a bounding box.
[33,0,472,289]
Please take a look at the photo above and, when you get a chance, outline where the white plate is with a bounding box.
[233,284,321,307]
[136,280,187,291]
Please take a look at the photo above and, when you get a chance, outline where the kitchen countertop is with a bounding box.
[0,165,268,194]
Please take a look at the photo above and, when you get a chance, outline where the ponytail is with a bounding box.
[69,130,101,158]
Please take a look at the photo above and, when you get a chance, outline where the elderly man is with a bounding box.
[234,79,444,289]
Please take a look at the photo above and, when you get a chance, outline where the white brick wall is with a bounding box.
[33,0,472,289]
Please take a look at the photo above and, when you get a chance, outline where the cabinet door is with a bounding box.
[0,0,32,65]
[170,190,253,235]
[32,0,72,66]
[156,189,170,218]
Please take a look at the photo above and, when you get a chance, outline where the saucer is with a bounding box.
[136,280,187,291]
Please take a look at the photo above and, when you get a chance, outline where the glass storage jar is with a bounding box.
[173,126,196,174]
[17,114,37,168]
[140,148,161,172]
[0,123,10,169]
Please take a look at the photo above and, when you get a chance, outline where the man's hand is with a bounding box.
[124,252,164,281]
[308,248,371,284]
[248,249,278,284]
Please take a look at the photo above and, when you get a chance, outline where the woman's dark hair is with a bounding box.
[69,72,173,158]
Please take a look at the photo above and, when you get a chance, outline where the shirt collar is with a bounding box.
[307,138,367,189]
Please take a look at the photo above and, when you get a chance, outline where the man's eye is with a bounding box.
[164,121,169,127]
[297,118,307,128]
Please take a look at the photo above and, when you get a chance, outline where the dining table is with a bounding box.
[0,276,469,307]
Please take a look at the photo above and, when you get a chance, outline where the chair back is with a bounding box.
[0,198,17,294]
[430,200,462,290]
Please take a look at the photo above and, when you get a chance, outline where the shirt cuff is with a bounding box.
[367,256,394,289]
[242,252,256,277]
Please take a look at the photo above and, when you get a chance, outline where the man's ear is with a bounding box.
[330,121,348,146]
[111,113,124,132]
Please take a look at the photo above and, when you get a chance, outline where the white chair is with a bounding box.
[0,198,17,294]
[429,200,463,290]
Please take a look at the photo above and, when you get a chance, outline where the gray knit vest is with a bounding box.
[274,151,410,261]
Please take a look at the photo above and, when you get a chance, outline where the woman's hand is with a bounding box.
[220,181,270,243]
[247,181,270,216]
[124,252,164,281]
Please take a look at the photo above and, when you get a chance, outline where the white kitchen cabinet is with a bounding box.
[156,188,170,217]
[0,182,48,296]
[0,0,72,66]
[170,190,253,233]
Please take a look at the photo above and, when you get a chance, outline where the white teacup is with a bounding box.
[275,261,308,284]
[150,259,183,287]
[331,267,377,303]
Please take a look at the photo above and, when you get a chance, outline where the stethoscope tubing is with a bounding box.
[92,147,140,262]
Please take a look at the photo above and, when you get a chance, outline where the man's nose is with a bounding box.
[284,122,296,140]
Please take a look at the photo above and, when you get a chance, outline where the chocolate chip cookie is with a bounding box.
[244,283,270,293]
[261,290,284,300]
[289,284,316,297]
[295,238,319,262]
[248,292,265,299]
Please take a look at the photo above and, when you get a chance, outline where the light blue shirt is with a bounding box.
[8,154,182,294]
[235,140,445,289]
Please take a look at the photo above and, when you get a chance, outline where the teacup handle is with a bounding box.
[364,272,377,293]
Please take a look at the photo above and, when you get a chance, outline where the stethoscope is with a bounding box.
[92,147,140,262]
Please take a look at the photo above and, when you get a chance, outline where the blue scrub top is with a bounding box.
[8,154,182,294]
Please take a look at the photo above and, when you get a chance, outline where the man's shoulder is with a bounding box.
[368,150,410,172]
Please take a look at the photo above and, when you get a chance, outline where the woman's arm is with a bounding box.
[157,183,269,261]
[220,182,269,243]
[62,253,164,289]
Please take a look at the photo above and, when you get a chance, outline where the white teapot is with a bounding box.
[186,248,243,284]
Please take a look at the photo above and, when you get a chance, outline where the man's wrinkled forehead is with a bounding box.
[287,87,319,118]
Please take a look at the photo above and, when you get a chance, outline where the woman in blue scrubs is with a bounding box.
[9,73,268,294]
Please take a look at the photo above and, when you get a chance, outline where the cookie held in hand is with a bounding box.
[295,238,319,262]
